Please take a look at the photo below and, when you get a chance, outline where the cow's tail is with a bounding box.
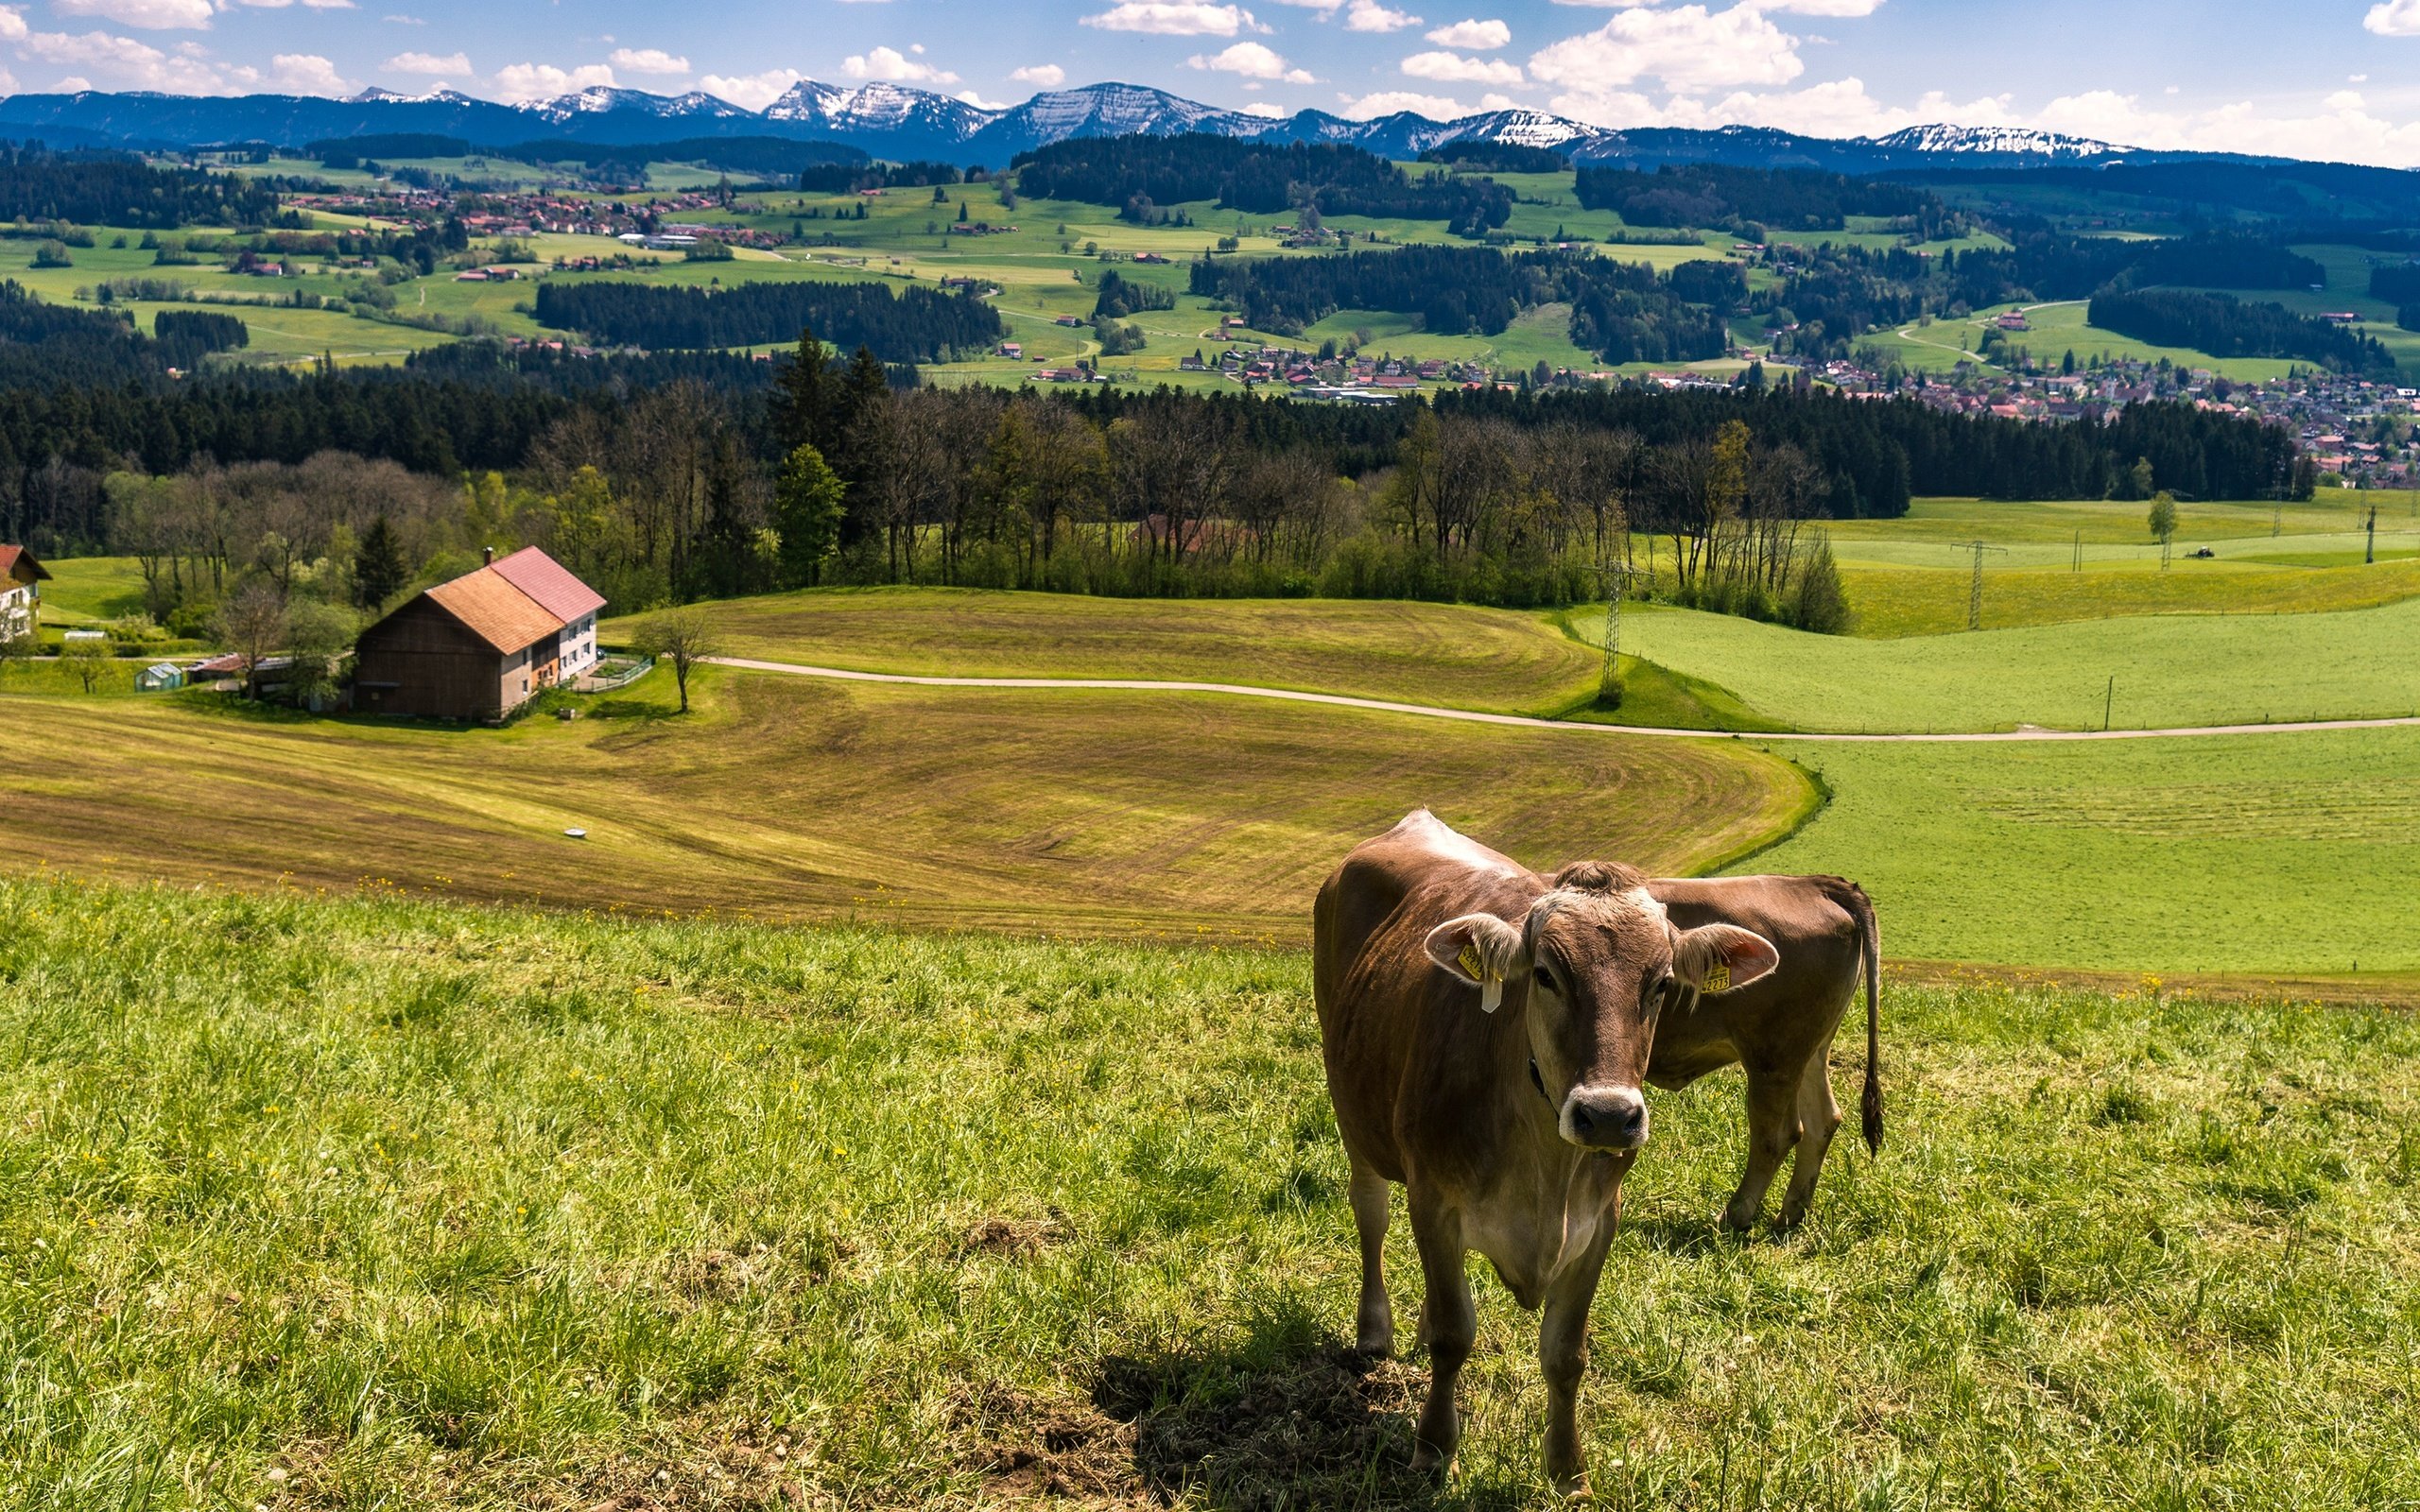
[1846,882,1883,1157]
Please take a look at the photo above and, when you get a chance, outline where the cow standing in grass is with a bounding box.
[1645,872,1883,1230]
[1312,810,1784,1492]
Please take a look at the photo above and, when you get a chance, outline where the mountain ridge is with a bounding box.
[0,77,2350,177]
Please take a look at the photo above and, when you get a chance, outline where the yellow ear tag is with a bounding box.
[1458,943,1486,980]
[1704,963,1731,994]
[1456,941,1505,1012]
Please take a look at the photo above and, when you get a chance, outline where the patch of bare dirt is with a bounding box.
[1093,1345,1432,1511]
[958,1211,1072,1260]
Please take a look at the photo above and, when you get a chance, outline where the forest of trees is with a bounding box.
[530,278,1003,356]
[1576,163,1938,233]
[0,311,2298,637]
[0,146,289,229]
[2372,262,2420,305]
[1011,134,1513,234]
[1191,245,1733,363]
[1769,233,2336,363]
[2087,290,2393,371]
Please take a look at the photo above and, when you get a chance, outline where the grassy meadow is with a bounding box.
[1746,726,2420,977]
[4,874,2415,1510]
[0,668,1806,940]
[1823,496,2420,637]
[1602,594,2420,733]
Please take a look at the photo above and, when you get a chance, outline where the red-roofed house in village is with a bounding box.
[351,546,606,720]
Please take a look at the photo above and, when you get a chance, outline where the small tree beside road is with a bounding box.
[215,580,290,700]
[634,609,721,715]
[59,638,112,693]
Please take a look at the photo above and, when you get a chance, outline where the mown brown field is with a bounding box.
[0,668,1808,938]
[616,587,1605,716]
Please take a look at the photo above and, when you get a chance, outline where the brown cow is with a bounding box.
[1313,810,1784,1492]
[1645,874,1883,1230]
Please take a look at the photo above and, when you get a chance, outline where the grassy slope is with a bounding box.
[4,875,2413,1508]
[1860,300,2298,382]
[0,668,1806,939]
[24,555,147,625]
[1602,596,2420,732]
[643,587,1604,717]
[1824,496,2420,636]
[1739,728,2420,974]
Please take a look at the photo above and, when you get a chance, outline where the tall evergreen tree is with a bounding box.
[353,513,407,610]
[770,324,832,455]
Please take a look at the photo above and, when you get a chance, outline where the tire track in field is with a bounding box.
[701,657,2420,744]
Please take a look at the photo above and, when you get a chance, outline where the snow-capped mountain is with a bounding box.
[765,80,994,146]
[524,86,751,125]
[0,77,2295,173]
[1873,124,2131,160]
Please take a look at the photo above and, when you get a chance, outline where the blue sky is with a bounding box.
[1,0,2416,163]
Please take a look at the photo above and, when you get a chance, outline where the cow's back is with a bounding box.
[1647,875,1866,1085]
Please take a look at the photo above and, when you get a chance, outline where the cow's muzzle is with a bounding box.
[1561,1085,1649,1151]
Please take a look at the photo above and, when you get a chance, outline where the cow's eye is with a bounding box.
[1532,965,1554,990]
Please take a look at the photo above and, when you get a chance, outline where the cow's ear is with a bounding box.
[1673,923,1778,996]
[1425,914,1526,1012]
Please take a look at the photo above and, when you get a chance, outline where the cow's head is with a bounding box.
[1425,862,1778,1153]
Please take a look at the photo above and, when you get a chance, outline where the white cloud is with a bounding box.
[1346,0,1420,29]
[267,51,349,94]
[492,60,615,102]
[1340,87,1510,118]
[2326,89,2365,111]
[1189,41,1312,81]
[0,6,30,40]
[1242,99,1286,115]
[17,26,231,90]
[1010,62,1065,87]
[51,0,212,29]
[840,44,958,83]
[699,67,803,109]
[382,12,424,22]
[385,49,466,73]
[1425,16,1508,47]
[1081,2,1262,35]
[2365,0,2420,36]
[607,47,687,74]
[1401,48,1520,83]
[1530,4,1804,95]
[957,88,1006,108]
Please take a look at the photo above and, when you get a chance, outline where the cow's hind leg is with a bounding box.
[1406,1193,1474,1477]
[1777,1038,1845,1228]
[1348,1155,1395,1355]
[1538,1221,1616,1495]
[1722,1066,1803,1231]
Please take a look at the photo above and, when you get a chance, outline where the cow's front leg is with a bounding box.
[1348,1155,1395,1354]
[1406,1192,1474,1477]
[1539,1210,1616,1495]
[1723,1065,1803,1231]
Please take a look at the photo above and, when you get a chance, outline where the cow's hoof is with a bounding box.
[1553,1471,1592,1501]
[1718,1211,1756,1234]
[1356,1326,1395,1357]
[1409,1443,1451,1480]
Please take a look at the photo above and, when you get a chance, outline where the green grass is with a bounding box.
[0,666,1805,939]
[26,555,147,625]
[1860,301,2297,381]
[1598,595,2420,732]
[1813,497,2420,637]
[640,587,1605,717]
[4,873,2415,1507]
[1739,727,2420,974]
